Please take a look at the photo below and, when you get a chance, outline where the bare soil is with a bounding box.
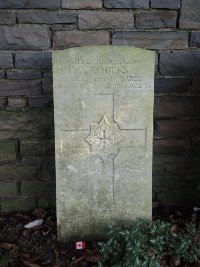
[0,206,199,267]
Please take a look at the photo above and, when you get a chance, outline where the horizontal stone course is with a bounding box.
[0,26,50,50]
[20,180,39,197]
[150,0,180,9]
[181,175,200,187]
[79,11,134,30]
[29,96,52,108]
[160,51,200,76]
[156,120,200,137]
[153,155,190,164]
[153,176,180,189]
[191,138,200,159]
[0,52,13,69]
[0,81,42,96]
[153,139,190,156]
[42,162,55,180]
[182,176,200,189]
[17,11,77,24]
[0,181,18,196]
[15,52,52,70]
[163,189,199,205]
[0,141,16,161]
[190,32,200,47]
[179,0,200,29]
[38,181,55,197]
[166,161,200,175]
[0,198,36,212]
[0,110,53,139]
[43,72,52,79]
[42,80,53,95]
[154,96,200,118]
[7,70,42,80]
[104,0,149,8]
[0,97,6,108]
[135,11,177,29]
[192,79,200,95]
[0,11,16,24]
[22,156,54,168]
[153,163,165,175]
[51,24,78,32]
[112,31,188,50]
[155,78,190,93]
[38,195,56,209]
[20,140,54,156]
[0,71,5,79]
[0,0,60,9]
[8,97,26,109]
[20,180,54,198]
[62,0,102,9]
[53,31,110,49]
[0,165,39,180]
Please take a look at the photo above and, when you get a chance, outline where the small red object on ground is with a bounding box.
[75,241,86,250]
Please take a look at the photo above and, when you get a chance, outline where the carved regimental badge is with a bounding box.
[85,116,122,161]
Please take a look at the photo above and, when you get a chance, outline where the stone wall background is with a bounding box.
[0,0,200,212]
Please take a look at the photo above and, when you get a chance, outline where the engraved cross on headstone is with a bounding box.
[99,130,109,149]
[62,94,146,201]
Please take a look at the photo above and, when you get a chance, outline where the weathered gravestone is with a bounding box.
[53,46,155,240]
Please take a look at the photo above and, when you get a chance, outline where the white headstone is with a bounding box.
[53,46,155,240]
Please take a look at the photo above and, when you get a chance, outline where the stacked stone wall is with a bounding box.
[0,0,200,211]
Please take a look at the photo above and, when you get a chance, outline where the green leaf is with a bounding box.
[142,259,149,267]
[98,261,104,267]
[150,239,157,245]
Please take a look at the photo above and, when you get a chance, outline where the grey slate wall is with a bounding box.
[0,0,200,212]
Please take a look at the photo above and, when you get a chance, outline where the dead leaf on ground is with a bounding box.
[42,226,50,236]
[147,251,154,257]
[68,255,87,266]
[171,255,181,266]
[0,216,6,223]
[170,224,177,233]
[22,229,30,237]
[86,254,100,263]
[14,213,30,220]
[24,219,43,229]
[23,260,42,267]
[0,243,16,249]
[21,253,31,259]
[177,211,183,217]
[30,256,42,263]
[33,209,47,219]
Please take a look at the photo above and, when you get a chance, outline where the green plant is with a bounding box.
[0,251,11,267]
[98,219,200,267]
